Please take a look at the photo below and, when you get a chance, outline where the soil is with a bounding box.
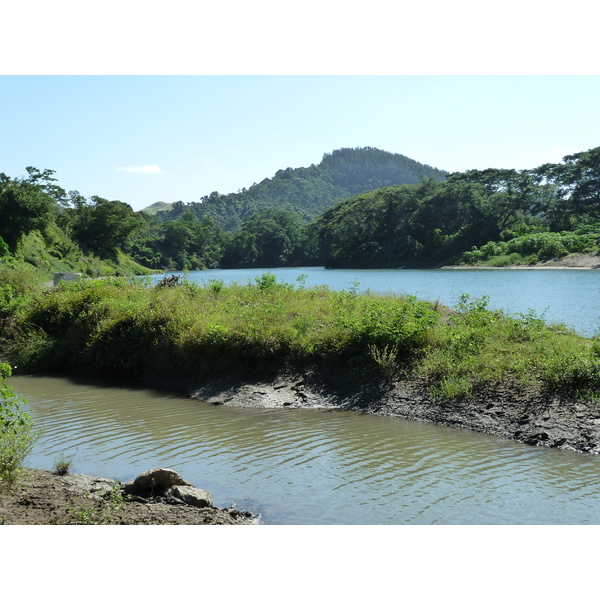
[0,468,258,525]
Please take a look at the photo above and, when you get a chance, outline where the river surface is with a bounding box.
[12,374,600,525]
[150,266,600,337]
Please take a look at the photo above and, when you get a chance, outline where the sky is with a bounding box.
[2,75,600,212]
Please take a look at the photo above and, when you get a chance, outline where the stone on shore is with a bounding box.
[124,468,191,495]
[163,485,213,508]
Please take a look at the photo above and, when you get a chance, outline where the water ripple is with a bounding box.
[13,375,600,524]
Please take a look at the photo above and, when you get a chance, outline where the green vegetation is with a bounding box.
[152,147,447,230]
[312,152,600,268]
[1,274,598,404]
[53,451,74,476]
[0,167,160,282]
[4,146,600,275]
[460,226,600,266]
[0,363,38,487]
[134,147,448,270]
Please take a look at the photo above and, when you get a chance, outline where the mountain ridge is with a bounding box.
[143,147,448,230]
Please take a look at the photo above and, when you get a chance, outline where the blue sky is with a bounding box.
[2,75,600,212]
[2,2,599,213]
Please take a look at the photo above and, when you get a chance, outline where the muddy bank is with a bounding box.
[0,468,258,525]
[185,372,600,455]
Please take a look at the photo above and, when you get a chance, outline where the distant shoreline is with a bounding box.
[442,252,600,270]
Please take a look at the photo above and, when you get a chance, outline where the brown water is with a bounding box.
[11,374,600,524]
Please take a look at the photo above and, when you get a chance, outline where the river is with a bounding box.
[150,266,600,337]
[12,373,600,525]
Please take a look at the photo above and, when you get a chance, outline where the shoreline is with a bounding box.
[441,251,600,270]
[181,371,600,455]
[0,467,259,525]
[4,370,600,525]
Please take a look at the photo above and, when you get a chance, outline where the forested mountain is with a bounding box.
[151,147,448,231]
[2,146,599,275]
[312,147,600,268]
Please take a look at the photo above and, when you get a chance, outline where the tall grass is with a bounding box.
[1,272,599,403]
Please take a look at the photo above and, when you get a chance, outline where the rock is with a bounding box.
[523,431,550,445]
[124,468,191,495]
[163,485,213,508]
[62,473,117,499]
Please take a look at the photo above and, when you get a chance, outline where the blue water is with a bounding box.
[150,267,600,337]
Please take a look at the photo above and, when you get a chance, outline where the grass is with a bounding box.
[1,269,599,404]
[53,451,74,476]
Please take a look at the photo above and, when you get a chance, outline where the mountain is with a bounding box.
[155,147,448,230]
[141,201,174,215]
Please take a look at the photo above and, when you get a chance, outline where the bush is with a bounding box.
[0,363,39,487]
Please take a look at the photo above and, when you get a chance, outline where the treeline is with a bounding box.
[133,146,600,270]
[313,149,600,268]
[311,147,600,268]
[2,146,600,275]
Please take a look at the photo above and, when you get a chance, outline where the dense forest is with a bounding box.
[150,147,448,228]
[314,148,600,268]
[1,146,599,276]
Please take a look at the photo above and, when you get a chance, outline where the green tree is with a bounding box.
[71,196,145,260]
[1,363,38,486]
[222,209,303,267]
[0,170,56,252]
[534,147,600,221]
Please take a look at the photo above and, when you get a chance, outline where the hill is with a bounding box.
[142,201,173,215]
[156,147,448,231]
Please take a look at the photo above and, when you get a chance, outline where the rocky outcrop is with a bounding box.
[163,485,212,508]
[123,468,191,495]
[122,468,214,508]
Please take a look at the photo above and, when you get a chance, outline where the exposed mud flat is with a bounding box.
[188,372,600,455]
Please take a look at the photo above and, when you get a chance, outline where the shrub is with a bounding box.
[0,363,39,487]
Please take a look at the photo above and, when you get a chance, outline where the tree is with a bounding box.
[71,196,145,260]
[534,147,600,221]
[0,171,55,252]
[222,209,304,267]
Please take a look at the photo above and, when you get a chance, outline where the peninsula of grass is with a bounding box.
[1,270,599,404]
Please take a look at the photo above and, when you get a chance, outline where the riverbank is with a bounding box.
[4,369,599,526]
[182,370,600,454]
[3,273,600,458]
[443,251,600,269]
[0,468,257,525]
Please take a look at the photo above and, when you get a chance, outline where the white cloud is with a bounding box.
[115,164,163,174]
